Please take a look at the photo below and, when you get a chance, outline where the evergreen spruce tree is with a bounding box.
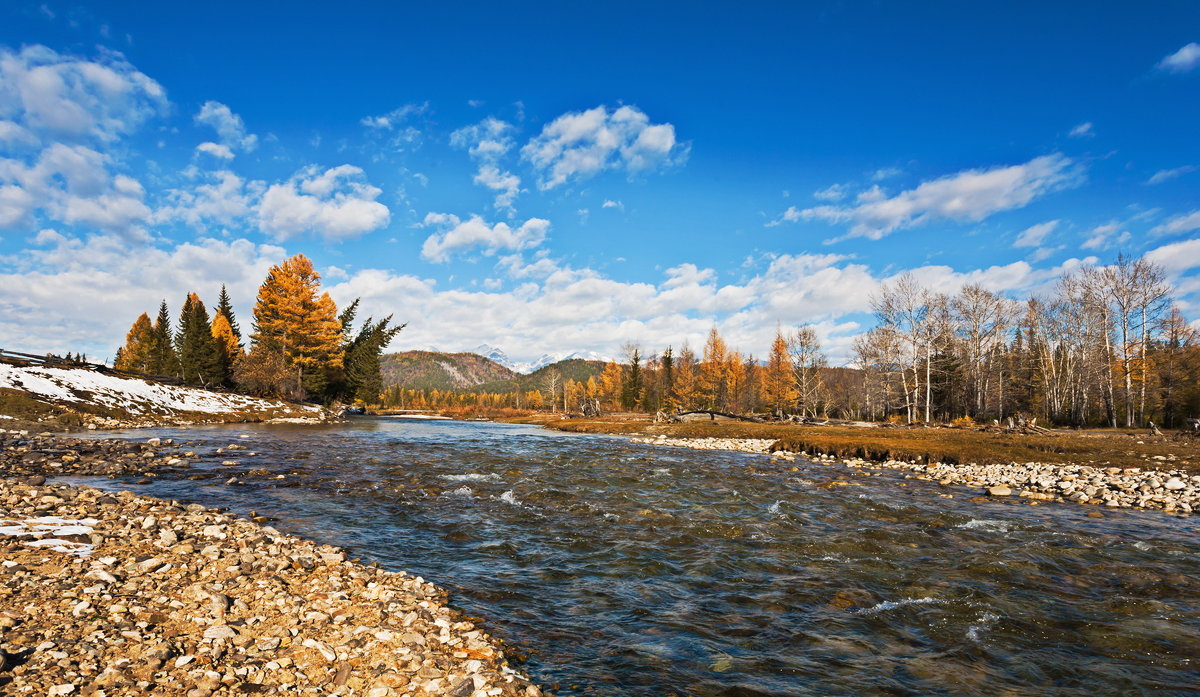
[215,284,241,340]
[176,293,222,386]
[114,313,157,373]
[342,313,405,403]
[621,348,643,410]
[150,300,178,376]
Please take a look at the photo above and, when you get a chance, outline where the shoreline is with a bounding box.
[0,433,547,697]
[627,434,1200,515]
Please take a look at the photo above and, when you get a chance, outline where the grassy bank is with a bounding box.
[533,415,1199,472]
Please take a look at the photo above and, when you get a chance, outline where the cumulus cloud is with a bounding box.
[521,104,687,190]
[1156,42,1200,73]
[1082,221,1130,250]
[1014,220,1058,247]
[1068,122,1094,138]
[1147,165,1197,185]
[1146,238,1200,274]
[450,117,521,214]
[194,101,257,152]
[0,45,167,144]
[258,165,390,241]
[771,154,1081,241]
[0,234,285,356]
[420,213,550,263]
[602,199,623,210]
[195,142,234,159]
[1151,210,1200,236]
[156,170,262,230]
[0,143,151,238]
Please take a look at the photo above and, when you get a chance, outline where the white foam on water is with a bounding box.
[499,490,521,506]
[440,473,500,482]
[966,611,1001,642]
[1133,541,1153,551]
[957,519,1011,533]
[859,597,943,615]
[651,468,671,476]
[768,501,785,516]
[444,486,474,497]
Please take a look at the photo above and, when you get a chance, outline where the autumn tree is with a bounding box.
[761,328,797,415]
[700,327,730,410]
[251,254,344,399]
[114,313,156,373]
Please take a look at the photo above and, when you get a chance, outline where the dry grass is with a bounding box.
[540,416,1200,472]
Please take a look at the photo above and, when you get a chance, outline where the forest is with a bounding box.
[112,254,403,404]
[379,255,1199,429]
[112,254,1198,429]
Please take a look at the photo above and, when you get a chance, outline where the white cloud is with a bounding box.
[360,102,428,130]
[813,183,847,201]
[0,45,167,144]
[1151,210,1200,236]
[1147,165,1197,185]
[0,234,285,357]
[1156,42,1200,73]
[1068,122,1094,138]
[0,143,152,238]
[258,165,390,241]
[602,199,624,210]
[521,105,687,190]
[451,117,522,214]
[195,142,234,159]
[1146,238,1200,274]
[156,170,262,230]
[194,101,257,152]
[872,167,902,181]
[420,213,550,263]
[773,154,1081,241]
[1014,220,1058,248]
[1082,221,1130,250]
[450,117,515,159]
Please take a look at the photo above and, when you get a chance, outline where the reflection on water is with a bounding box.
[67,418,1200,696]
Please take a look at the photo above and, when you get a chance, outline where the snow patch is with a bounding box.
[0,364,320,418]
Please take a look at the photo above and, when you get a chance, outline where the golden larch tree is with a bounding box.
[251,254,344,394]
[114,313,156,373]
[761,328,797,414]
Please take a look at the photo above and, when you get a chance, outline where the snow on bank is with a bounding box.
[0,363,320,418]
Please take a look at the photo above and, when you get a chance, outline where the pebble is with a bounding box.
[633,435,1199,515]
[0,475,546,696]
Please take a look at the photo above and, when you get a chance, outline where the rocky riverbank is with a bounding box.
[0,471,547,695]
[630,435,1200,514]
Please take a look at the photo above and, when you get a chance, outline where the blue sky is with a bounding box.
[1,1,1199,365]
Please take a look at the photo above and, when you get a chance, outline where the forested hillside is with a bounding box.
[379,351,518,390]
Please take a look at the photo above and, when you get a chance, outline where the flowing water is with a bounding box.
[65,418,1200,696]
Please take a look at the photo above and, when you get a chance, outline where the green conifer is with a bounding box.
[151,300,178,376]
[176,293,222,386]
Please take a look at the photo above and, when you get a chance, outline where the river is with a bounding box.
[65,418,1200,696]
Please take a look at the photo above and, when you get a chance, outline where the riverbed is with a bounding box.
[63,418,1200,696]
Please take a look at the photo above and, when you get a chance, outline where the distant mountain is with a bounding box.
[472,344,613,374]
[380,351,518,391]
[472,358,608,394]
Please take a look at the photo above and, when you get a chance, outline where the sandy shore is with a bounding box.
[630,435,1200,514]
[0,473,546,696]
